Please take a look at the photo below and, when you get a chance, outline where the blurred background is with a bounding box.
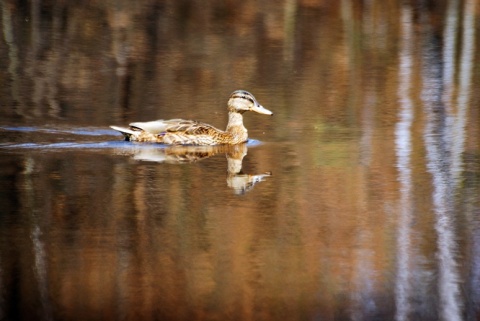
[0,0,479,320]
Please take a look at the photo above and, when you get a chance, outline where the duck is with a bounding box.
[110,90,272,145]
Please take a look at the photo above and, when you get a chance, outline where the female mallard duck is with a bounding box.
[110,90,272,145]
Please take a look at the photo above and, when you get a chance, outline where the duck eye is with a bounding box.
[237,95,254,104]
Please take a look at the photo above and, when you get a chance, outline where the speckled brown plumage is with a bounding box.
[110,90,272,146]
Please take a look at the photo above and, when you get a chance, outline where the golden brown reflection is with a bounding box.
[116,143,272,194]
[1,0,480,320]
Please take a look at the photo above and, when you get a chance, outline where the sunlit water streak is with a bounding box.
[422,9,463,320]
[1,1,20,108]
[452,0,476,183]
[32,226,53,321]
[394,6,414,321]
[471,226,480,320]
[442,0,459,103]
[456,1,479,319]
[16,155,54,320]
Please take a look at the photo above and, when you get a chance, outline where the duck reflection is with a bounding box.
[118,143,271,194]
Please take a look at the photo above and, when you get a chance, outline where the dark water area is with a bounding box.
[1,1,480,320]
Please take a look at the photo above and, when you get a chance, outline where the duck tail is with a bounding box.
[110,125,137,140]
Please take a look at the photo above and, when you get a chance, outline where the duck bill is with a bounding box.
[251,104,273,115]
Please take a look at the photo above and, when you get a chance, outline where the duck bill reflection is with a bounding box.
[114,143,271,194]
[251,104,273,115]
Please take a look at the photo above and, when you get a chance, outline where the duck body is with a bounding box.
[110,90,272,146]
[111,118,247,145]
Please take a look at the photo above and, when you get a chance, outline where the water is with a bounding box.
[1,1,480,320]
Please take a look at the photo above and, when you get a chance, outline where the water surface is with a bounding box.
[1,1,480,320]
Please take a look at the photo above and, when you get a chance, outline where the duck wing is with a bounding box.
[129,119,183,134]
[129,119,222,135]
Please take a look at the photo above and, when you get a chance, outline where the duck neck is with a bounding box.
[226,111,246,132]
[225,111,248,142]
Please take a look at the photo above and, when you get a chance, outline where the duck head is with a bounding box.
[228,90,273,115]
